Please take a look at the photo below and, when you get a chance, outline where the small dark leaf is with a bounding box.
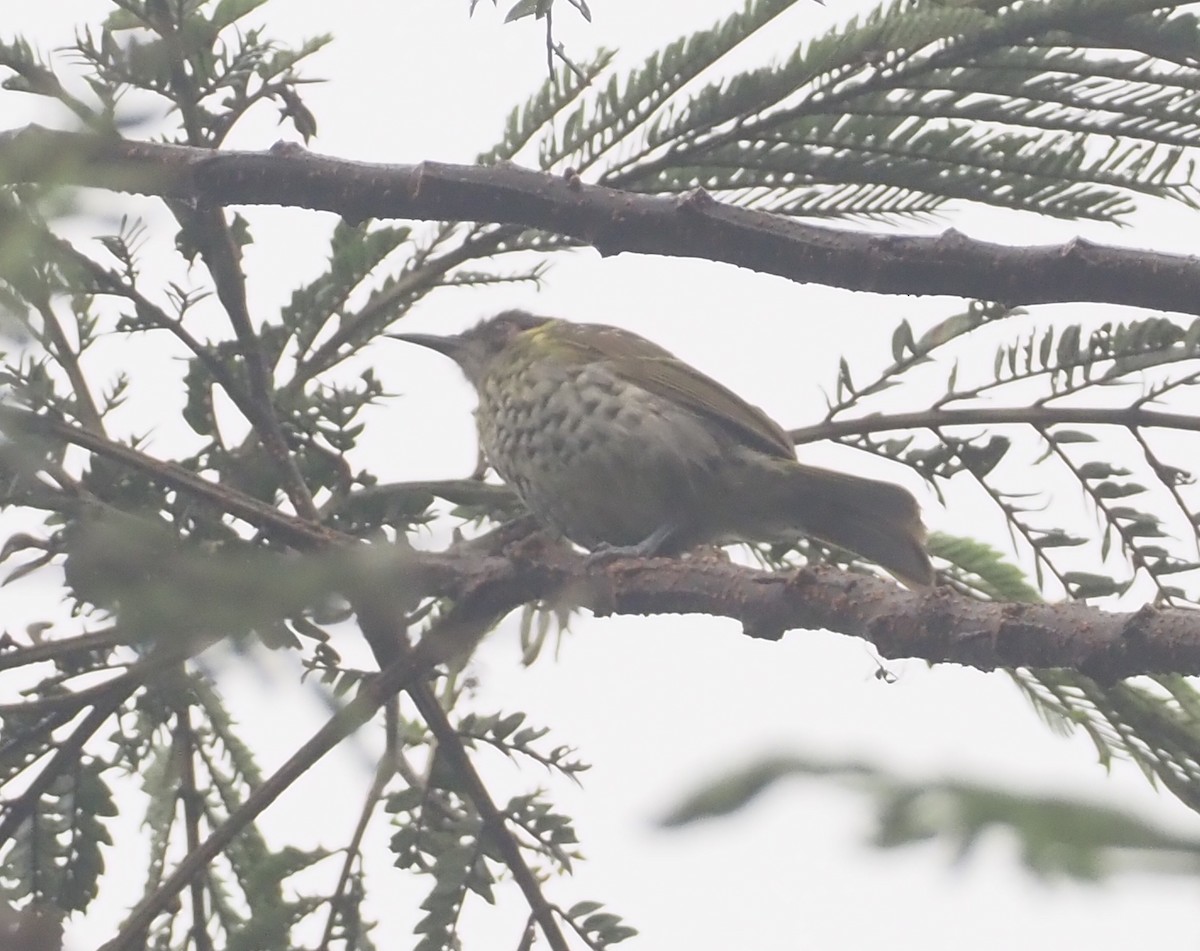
[1063,572,1124,599]
[505,0,542,22]
[1051,430,1098,444]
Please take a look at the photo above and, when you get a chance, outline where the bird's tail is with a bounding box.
[784,463,933,589]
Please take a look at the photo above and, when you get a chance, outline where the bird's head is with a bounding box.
[390,310,551,386]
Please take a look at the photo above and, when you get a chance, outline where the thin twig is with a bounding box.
[68,242,259,419]
[133,13,318,520]
[0,684,134,845]
[408,683,571,951]
[0,627,123,673]
[0,638,212,846]
[187,204,319,520]
[788,404,1200,445]
[317,741,397,950]
[0,668,139,717]
[29,296,104,432]
[174,698,214,951]
[287,228,509,392]
[94,635,431,951]
[0,405,339,549]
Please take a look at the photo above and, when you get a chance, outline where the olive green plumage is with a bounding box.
[394,311,933,587]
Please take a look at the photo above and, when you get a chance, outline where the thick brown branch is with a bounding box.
[5,126,1200,315]
[411,540,1200,682]
[6,403,1200,677]
[6,398,1200,678]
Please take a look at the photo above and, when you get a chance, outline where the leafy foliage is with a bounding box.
[386,711,602,951]
[793,304,1200,814]
[663,753,1200,881]
[491,0,1200,221]
[812,304,1200,603]
[0,754,115,913]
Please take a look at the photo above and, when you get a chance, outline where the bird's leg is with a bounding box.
[469,446,490,481]
[584,523,678,566]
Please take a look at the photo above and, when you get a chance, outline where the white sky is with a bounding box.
[7,1,1200,949]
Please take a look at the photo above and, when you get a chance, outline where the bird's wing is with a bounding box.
[557,323,796,459]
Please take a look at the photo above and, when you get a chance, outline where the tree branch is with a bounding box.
[0,683,134,846]
[181,203,319,520]
[28,295,104,433]
[789,405,1200,444]
[173,698,214,951]
[0,405,338,550]
[47,230,267,444]
[94,641,428,951]
[4,401,1200,680]
[410,683,572,951]
[317,743,395,951]
[407,539,1200,682]
[0,626,123,673]
[353,586,572,951]
[5,125,1200,315]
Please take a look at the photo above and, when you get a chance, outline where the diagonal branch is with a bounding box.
[317,740,396,950]
[410,682,572,951]
[5,126,1200,315]
[0,405,338,550]
[0,682,134,846]
[45,231,268,439]
[353,588,572,951]
[0,627,123,673]
[181,204,319,520]
[93,639,426,951]
[0,636,220,852]
[28,295,104,433]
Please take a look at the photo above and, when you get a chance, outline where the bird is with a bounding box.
[392,311,933,588]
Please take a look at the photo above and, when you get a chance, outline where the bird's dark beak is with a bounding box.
[388,331,464,359]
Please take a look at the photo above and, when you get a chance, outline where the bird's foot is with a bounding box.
[584,525,677,567]
[583,542,642,567]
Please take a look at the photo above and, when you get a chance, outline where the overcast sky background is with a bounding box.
[7,1,1200,949]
